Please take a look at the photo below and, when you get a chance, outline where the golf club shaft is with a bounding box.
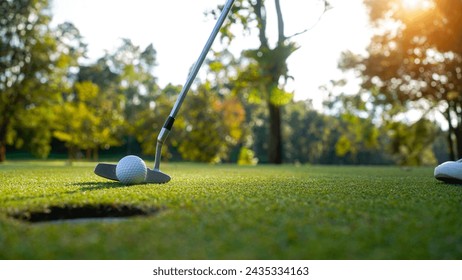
[154,0,235,170]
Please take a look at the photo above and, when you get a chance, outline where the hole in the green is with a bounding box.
[9,204,162,224]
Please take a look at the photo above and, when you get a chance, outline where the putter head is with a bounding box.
[94,163,171,184]
[146,167,171,184]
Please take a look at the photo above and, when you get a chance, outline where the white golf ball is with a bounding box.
[116,155,147,185]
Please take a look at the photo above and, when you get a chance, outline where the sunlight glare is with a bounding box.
[401,0,432,10]
[402,0,420,9]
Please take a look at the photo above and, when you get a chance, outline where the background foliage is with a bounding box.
[1,0,455,165]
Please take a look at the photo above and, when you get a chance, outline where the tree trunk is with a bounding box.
[268,101,282,164]
[253,0,294,163]
[456,127,462,159]
[93,147,99,161]
[0,118,10,163]
[447,131,455,161]
[0,143,5,163]
[445,106,456,161]
[457,102,462,159]
[268,0,284,164]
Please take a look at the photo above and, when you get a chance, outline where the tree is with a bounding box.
[340,0,462,160]
[53,80,124,160]
[71,39,158,158]
[53,81,100,160]
[0,0,84,161]
[282,100,333,163]
[104,39,159,154]
[133,83,178,159]
[76,58,127,159]
[322,79,433,165]
[386,118,438,165]
[134,49,247,163]
[212,0,330,163]
[134,79,246,163]
[174,83,245,163]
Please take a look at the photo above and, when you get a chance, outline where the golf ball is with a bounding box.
[116,155,147,185]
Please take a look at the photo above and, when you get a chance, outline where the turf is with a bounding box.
[0,161,461,259]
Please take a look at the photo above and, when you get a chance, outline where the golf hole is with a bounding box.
[9,204,162,224]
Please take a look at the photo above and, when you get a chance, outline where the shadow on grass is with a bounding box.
[0,181,129,204]
[74,181,129,191]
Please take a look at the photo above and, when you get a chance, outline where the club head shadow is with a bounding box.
[94,163,171,184]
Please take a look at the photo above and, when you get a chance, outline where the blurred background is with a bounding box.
[1,0,460,166]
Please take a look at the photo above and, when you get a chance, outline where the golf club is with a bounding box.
[94,0,236,183]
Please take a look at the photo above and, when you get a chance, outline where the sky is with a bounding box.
[51,0,372,109]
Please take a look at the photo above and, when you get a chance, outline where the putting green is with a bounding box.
[0,162,461,259]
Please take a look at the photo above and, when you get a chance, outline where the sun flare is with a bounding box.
[401,0,433,10]
[402,0,420,9]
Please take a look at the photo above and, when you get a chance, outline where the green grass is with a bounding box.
[0,161,461,259]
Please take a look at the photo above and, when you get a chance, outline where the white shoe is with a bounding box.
[434,159,462,183]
